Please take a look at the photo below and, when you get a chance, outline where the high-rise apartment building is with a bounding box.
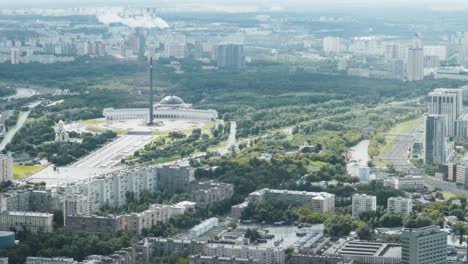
[424,114,448,165]
[458,32,468,67]
[323,37,342,54]
[385,43,400,62]
[401,225,447,264]
[407,34,424,81]
[424,45,447,61]
[428,88,463,138]
[456,163,468,187]
[455,113,468,138]
[10,48,19,64]
[155,165,195,194]
[351,194,376,220]
[391,59,405,80]
[63,194,90,218]
[424,55,440,68]
[387,197,412,215]
[216,43,245,70]
[0,154,13,183]
[164,42,186,59]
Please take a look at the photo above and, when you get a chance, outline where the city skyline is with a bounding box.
[0,1,467,263]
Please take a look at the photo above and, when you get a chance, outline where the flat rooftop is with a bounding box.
[335,240,401,258]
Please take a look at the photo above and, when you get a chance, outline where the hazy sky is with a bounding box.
[2,0,468,12]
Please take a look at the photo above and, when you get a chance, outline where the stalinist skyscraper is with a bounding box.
[407,33,424,82]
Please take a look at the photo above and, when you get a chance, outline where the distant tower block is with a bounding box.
[0,154,13,183]
[149,57,154,126]
[55,120,70,143]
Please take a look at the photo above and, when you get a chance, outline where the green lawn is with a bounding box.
[112,129,129,135]
[80,119,105,125]
[380,117,423,157]
[310,160,328,168]
[388,117,424,134]
[13,165,45,180]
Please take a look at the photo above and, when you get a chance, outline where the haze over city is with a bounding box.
[0,0,467,264]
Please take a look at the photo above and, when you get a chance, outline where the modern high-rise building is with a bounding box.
[43,43,56,54]
[10,48,19,64]
[323,37,342,54]
[0,154,13,183]
[216,43,245,70]
[391,59,405,80]
[427,88,463,138]
[401,225,447,264]
[119,39,127,58]
[164,42,186,59]
[155,165,195,194]
[129,28,146,58]
[387,197,412,215]
[458,32,468,67]
[60,43,77,56]
[455,113,468,138]
[352,194,376,220]
[424,114,448,165]
[407,34,424,81]
[456,163,468,188]
[385,43,400,62]
[424,55,440,68]
[424,45,447,61]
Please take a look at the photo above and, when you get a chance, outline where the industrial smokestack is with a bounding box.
[149,57,154,125]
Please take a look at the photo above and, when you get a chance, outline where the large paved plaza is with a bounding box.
[26,118,216,187]
[65,118,211,134]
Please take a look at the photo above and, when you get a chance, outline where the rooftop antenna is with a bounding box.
[149,57,154,126]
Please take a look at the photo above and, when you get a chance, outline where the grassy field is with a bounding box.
[80,119,105,125]
[389,117,424,134]
[380,117,424,157]
[369,116,423,167]
[310,160,328,168]
[13,165,44,180]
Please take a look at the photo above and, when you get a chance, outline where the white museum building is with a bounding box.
[103,96,218,121]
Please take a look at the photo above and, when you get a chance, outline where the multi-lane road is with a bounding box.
[378,121,424,171]
[0,100,42,152]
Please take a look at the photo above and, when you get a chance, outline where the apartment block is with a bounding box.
[248,189,335,213]
[26,257,77,264]
[189,255,259,264]
[352,194,376,220]
[384,175,425,191]
[401,225,447,264]
[155,165,195,194]
[134,237,206,260]
[387,197,412,215]
[203,244,285,264]
[0,211,53,233]
[456,163,468,187]
[190,217,219,239]
[0,154,13,183]
[64,202,195,235]
[190,181,234,207]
